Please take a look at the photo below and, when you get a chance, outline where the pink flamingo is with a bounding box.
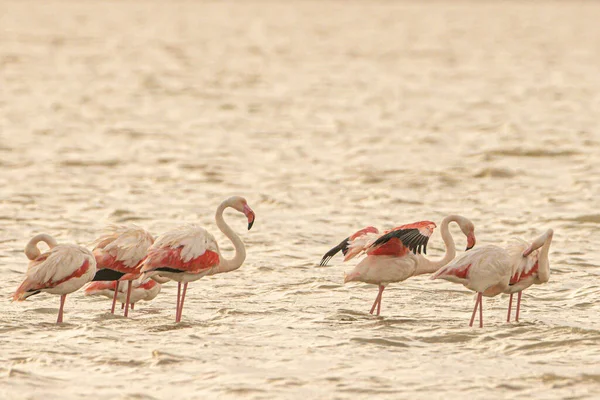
[504,229,553,322]
[431,229,553,327]
[92,225,154,317]
[13,234,97,323]
[84,279,161,310]
[139,196,255,323]
[321,215,476,316]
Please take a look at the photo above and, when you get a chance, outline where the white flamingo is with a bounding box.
[92,225,154,316]
[320,215,476,316]
[13,234,97,323]
[431,229,554,327]
[139,196,255,322]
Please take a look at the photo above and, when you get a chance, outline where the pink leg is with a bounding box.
[111,281,119,314]
[131,303,135,310]
[376,286,385,316]
[478,293,483,328]
[57,294,66,324]
[176,282,181,320]
[515,291,522,322]
[176,283,188,323]
[507,293,513,322]
[469,293,480,327]
[121,303,125,309]
[369,285,384,315]
[123,281,132,317]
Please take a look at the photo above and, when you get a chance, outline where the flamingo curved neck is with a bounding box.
[535,232,552,283]
[25,233,58,260]
[414,215,458,275]
[214,200,246,274]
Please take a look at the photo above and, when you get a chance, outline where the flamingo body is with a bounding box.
[85,280,161,305]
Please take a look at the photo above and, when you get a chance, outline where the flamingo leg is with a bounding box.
[478,293,483,328]
[131,303,135,310]
[121,303,125,309]
[57,294,67,324]
[516,291,522,322]
[176,282,181,319]
[469,292,481,327]
[369,285,384,315]
[507,293,513,322]
[176,283,188,323]
[123,281,132,317]
[110,281,120,314]
[376,286,385,316]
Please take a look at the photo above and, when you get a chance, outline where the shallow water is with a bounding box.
[1,0,600,398]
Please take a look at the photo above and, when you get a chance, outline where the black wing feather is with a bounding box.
[92,268,126,281]
[319,237,350,266]
[369,228,430,255]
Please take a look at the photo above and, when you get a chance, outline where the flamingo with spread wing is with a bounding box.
[321,215,476,316]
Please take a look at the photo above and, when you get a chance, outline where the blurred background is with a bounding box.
[1,1,599,399]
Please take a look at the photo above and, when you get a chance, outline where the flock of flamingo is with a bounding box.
[11,196,553,327]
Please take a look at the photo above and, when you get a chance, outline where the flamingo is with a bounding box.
[139,196,255,323]
[91,225,154,317]
[431,229,553,327]
[320,215,476,316]
[504,229,553,322]
[84,279,161,310]
[12,234,97,323]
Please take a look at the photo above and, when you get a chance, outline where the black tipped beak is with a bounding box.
[248,219,254,230]
[466,245,474,251]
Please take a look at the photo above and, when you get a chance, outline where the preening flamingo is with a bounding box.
[504,229,553,322]
[139,196,255,322]
[13,234,97,323]
[431,228,553,327]
[320,215,476,316]
[85,279,161,310]
[92,225,154,316]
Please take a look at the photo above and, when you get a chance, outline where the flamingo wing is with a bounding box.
[13,245,94,300]
[140,225,221,275]
[369,220,436,255]
[93,225,154,274]
[505,239,540,285]
[319,226,379,266]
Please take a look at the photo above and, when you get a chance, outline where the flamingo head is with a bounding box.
[229,196,256,230]
[457,217,476,251]
[523,229,553,257]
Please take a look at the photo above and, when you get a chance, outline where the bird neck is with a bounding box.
[214,199,246,274]
[24,233,58,260]
[535,231,553,283]
[414,215,458,275]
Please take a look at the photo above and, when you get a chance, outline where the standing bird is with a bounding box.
[504,229,553,322]
[431,229,553,327]
[13,234,96,323]
[91,225,154,316]
[321,215,476,316]
[84,279,161,310]
[139,196,255,323]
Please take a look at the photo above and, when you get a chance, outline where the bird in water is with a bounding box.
[139,196,255,323]
[320,215,476,316]
[13,234,97,323]
[504,229,553,322]
[431,228,553,327]
[84,279,161,310]
[91,225,154,317]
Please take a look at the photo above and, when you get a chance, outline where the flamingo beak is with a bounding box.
[523,246,534,257]
[243,204,255,230]
[466,232,476,251]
